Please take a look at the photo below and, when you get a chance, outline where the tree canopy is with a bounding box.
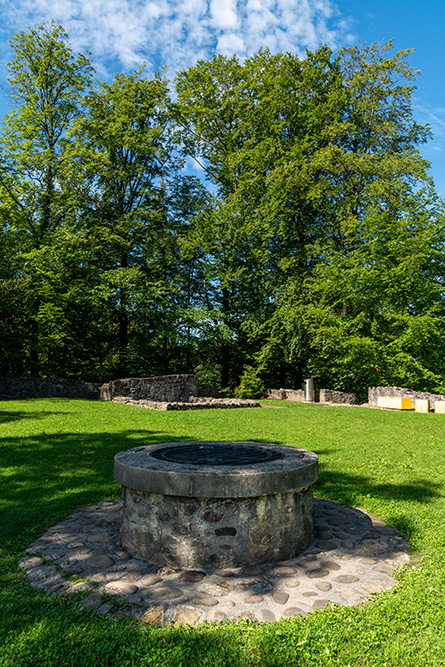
[0,23,444,399]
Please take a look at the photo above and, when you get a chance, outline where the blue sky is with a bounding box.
[0,0,444,195]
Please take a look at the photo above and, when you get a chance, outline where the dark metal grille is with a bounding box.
[151,443,284,466]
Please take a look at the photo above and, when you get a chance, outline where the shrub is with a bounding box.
[234,365,265,399]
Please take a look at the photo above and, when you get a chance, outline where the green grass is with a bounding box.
[0,398,444,667]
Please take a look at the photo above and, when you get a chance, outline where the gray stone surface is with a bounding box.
[100,375,222,403]
[115,442,318,568]
[111,397,261,411]
[114,442,318,498]
[0,377,100,400]
[21,498,410,626]
[120,485,314,568]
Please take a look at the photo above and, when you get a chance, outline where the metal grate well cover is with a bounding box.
[150,443,285,466]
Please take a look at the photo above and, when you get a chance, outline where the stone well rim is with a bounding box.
[114,440,318,498]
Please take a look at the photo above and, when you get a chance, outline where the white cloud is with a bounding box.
[210,0,239,30]
[414,102,445,140]
[0,0,354,79]
[217,32,245,55]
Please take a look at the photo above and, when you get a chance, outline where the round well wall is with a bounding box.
[114,441,318,568]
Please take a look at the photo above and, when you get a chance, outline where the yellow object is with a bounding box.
[377,396,413,410]
[435,401,445,414]
[415,399,429,413]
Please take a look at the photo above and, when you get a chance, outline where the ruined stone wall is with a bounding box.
[0,377,101,400]
[368,386,445,409]
[264,389,286,400]
[113,396,260,411]
[319,389,357,405]
[264,387,356,404]
[100,374,222,403]
[264,388,306,402]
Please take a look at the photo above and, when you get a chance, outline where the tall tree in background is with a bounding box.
[258,42,445,396]
[0,22,93,376]
[75,68,199,377]
[175,51,285,388]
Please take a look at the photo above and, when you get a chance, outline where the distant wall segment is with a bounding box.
[8,377,440,409]
[264,388,357,405]
[0,377,101,400]
[0,374,222,402]
[368,386,445,409]
[100,375,222,402]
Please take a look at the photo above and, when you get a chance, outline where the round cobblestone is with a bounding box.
[192,595,219,607]
[85,555,114,569]
[244,595,263,604]
[307,568,330,578]
[103,581,139,595]
[178,570,206,583]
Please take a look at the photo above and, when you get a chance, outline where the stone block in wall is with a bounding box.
[264,389,287,400]
[103,375,222,403]
[108,375,199,403]
[100,383,112,401]
[284,389,306,402]
[264,388,317,402]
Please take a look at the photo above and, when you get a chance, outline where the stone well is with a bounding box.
[114,441,318,569]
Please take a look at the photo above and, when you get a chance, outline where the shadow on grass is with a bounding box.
[314,469,441,544]
[0,579,245,667]
[247,438,441,506]
[0,409,73,424]
[0,429,191,550]
[316,469,441,505]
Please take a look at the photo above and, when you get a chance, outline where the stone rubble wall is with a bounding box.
[319,389,358,405]
[111,396,260,411]
[264,388,357,404]
[264,388,306,402]
[0,377,101,400]
[100,375,222,403]
[368,386,445,410]
[120,485,313,568]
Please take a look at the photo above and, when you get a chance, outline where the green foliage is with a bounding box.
[234,365,265,398]
[0,25,445,397]
[0,22,94,377]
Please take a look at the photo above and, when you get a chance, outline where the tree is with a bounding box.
[175,51,286,387]
[1,29,443,395]
[74,67,193,376]
[0,22,93,375]
[258,42,445,397]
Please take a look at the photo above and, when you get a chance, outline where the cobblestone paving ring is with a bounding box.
[19,498,410,625]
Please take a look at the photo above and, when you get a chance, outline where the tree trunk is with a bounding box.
[118,253,129,376]
[29,317,39,377]
[220,286,231,388]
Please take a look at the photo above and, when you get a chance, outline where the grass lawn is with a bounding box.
[0,398,444,666]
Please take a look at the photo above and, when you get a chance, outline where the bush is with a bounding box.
[234,365,265,399]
